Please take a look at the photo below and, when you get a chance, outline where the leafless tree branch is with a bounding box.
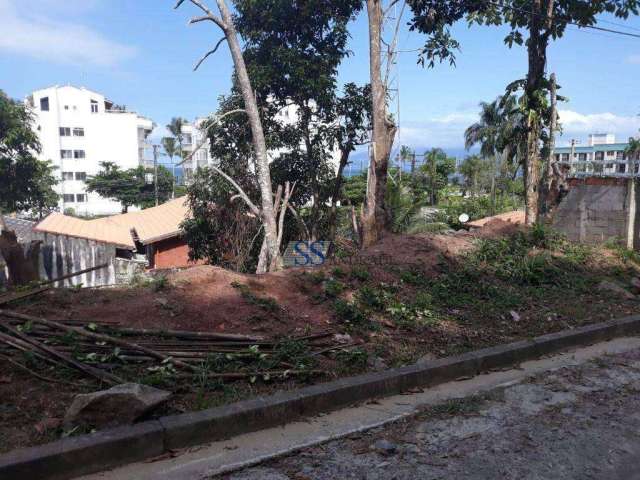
[210,165,261,218]
[193,37,227,71]
[176,0,226,30]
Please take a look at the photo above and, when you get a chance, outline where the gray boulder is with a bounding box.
[64,383,171,429]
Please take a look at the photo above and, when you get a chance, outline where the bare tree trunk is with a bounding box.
[523,0,554,225]
[524,0,543,225]
[213,1,280,271]
[361,0,397,248]
[540,72,557,219]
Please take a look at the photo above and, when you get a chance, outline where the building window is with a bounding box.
[62,172,74,181]
[595,151,604,161]
[183,133,193,145]
[64,105,69,110]
[60,150,73,159]
[561,153,569,162]
[62,194,75,203]
[617,163,627,174]
[40,97,49,111]
[73,127,85,137]
[75,172,87,181]
[73,150,86,159]
[616,151,624,160]
[59,127,71,136]
[90,100,99,113]
[75,194,87,203]
[578,153,587,161]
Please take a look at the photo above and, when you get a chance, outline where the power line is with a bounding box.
[487,0,640,39]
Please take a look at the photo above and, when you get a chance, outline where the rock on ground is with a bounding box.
[64,383,171,429]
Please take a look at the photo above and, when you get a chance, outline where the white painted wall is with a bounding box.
[28,85,154,216]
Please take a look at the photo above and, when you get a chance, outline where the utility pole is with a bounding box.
[570,138,577,176]
[153,144,159,207]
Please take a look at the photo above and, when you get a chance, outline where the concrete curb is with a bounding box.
[2,315,640,480]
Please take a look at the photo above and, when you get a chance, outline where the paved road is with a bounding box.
[226,347,640,480]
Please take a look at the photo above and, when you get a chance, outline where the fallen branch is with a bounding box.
[0,286,50,306]
[100,326,263,342]
[0,310,198,372]
[0,324,122,385]
[0,353,85,387]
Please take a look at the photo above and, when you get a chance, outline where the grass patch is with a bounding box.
[231,282,280,312]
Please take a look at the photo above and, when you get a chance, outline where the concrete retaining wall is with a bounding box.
[552,177,638,247]
[1,233,146,288]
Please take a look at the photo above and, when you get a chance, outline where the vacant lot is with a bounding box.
[1,219,639,453]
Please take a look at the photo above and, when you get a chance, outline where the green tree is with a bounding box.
[407,0,639,224]
[86,162,174,212]
[458,154,493,198]
[464,95,522,214]
[400,145,415,175]
[625,136,640,176]
[0,90,58,218]
[417,148,456,205]
[167,117,186,192]
[162,136,180,197]
[235,0,364,240]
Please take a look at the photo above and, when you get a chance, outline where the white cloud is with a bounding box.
[558,110,640,142]
[395,109,640,150]
[0,0,136,67]
[626,54,640,64]
[397,111,478,149]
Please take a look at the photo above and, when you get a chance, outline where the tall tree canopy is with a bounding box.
[407,0,639,223]
[0,90,58,217]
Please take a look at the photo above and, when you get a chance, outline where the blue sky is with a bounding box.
[2,0,640,158]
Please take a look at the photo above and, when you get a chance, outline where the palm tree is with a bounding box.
[400,145,414,176]
[625,136,640,177]
[167,117,186,195]
[162,137,179,198]
[465,95,523,214]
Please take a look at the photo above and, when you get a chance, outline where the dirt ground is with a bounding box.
[1,219,639,454]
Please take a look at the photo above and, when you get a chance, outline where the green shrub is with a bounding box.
[333,299,366,325]
[350,266,370,281]
[324,279,346,298]
[357,285,386,310]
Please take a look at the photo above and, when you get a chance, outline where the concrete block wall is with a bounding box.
[552,177,638,247]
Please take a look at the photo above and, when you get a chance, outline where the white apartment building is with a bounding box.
[175,104,342,185]
[554,133,639,177]
[27,85,154,216]
[180,118,214,182]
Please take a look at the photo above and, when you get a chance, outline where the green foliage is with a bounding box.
[349,265,370,282]
[605,238,640,265]
[435,194,523,229]
[357,285,386,310]
[85,162,174,213]
[335,347,368,373]
[324,279,346,298]
[231,282,280,312]
[333,299,366,326]
[341,172,367,206]
[0,90,58,216]
[181,166,261,272]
